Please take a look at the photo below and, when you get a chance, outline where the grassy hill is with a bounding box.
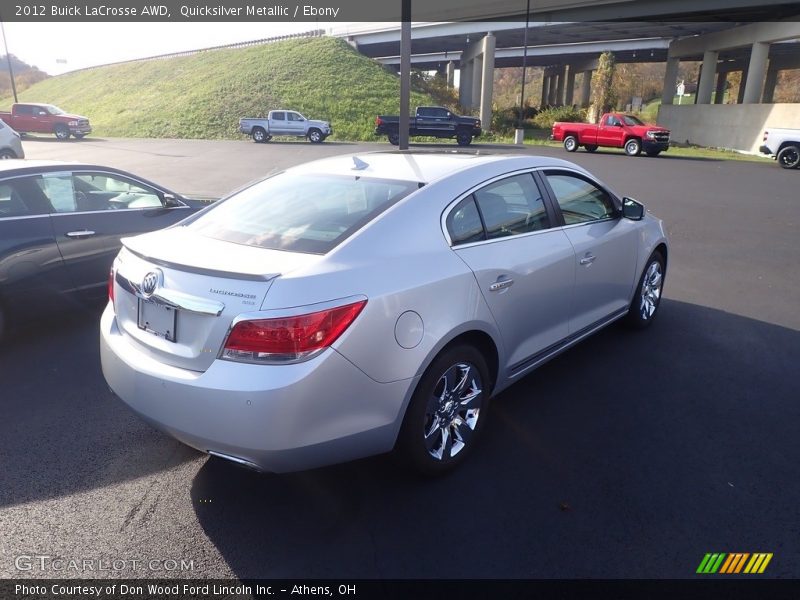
[0,37,436,141]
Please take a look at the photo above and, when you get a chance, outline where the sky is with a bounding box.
[2,22,354,75]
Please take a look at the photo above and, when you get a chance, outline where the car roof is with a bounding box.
[0,160,176,192]
[286,151,586,184]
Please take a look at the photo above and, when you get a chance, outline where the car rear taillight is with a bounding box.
[763,131,769,142]
[375,116,383,126]
[221,300,367,364]
[108,267,115,305]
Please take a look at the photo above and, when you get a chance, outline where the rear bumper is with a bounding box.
[100,304,414,473]
[759,145,773,156]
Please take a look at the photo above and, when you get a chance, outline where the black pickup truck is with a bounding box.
[375,106,482,146]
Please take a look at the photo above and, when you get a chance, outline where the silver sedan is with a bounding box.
[101,152,668,474]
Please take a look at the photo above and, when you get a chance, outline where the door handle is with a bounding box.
[489,278,514,292]
[65,230,96,239]
[579,253,596,265]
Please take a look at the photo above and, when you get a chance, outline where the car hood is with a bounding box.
[308,119,330,128]
[57,113,89,121]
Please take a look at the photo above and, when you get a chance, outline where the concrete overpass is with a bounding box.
[333,0,800,151]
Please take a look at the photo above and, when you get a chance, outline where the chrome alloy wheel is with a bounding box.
[424,362,483,461]
[640,260,663,320]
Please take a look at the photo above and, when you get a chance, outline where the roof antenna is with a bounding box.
[352,156,369,170]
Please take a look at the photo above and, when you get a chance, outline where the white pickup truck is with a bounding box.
[760,128,800,169]
[239,109,332,144]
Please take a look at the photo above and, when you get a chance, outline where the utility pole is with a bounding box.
[515,0,530,145]
[399,0,411,150]
[0,21,18,103]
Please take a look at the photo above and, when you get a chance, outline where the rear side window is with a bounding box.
[446,196,484,245]
[0,183,43,219]
[272,112,286,121]
[474,173,550,239]
[186,173,419,254]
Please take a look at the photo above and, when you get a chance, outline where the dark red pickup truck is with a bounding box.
[552,112,670,157]
[0,103,92,140]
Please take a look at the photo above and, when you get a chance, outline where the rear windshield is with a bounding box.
[185,172,419,254]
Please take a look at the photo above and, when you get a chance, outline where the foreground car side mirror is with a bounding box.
[622,197,645,220]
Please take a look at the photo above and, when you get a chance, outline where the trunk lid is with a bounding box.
[113,228,320,372]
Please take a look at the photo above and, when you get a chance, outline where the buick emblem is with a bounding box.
[141,270,161,297]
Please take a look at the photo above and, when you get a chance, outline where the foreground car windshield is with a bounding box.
[186,173,419,253]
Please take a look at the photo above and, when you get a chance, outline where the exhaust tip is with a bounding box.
[207,450,262,471]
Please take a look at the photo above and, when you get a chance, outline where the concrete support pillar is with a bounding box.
[470,56,482,109]
[742,42,770,104]
[696,50,718,104]
[459,62,473,107]
[541,74,550,107]
[762,61,778,103]
[548,73,558,105]
[662,57,680,105]
[737,68,748,103]
[554,65,566,106]
[714,71,727,104]
[479,33,495,130]
[579,71,592,107]
[565,67,576,106]
[446,61,455,88]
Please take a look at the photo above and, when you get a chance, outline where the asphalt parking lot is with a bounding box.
[1,136,798,579]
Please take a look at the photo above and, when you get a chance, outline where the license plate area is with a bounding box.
[137,299,177,342]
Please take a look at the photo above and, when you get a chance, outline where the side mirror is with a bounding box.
[163,193,183,208]
[622,197,645,220]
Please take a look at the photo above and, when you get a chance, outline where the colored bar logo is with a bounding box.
[697,553,773,574]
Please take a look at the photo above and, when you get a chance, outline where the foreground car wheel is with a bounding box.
[388,132,400,146]
[308,128,323,143]
[54,125,70,140]
[626,251,665,329]
[0,150,17,159]
[456,133,472,146]
[777,145,800,169]
[624,138,641,156]
[397,345,490,475]
[563,135,578,152]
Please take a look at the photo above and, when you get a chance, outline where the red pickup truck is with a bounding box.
[552,113,670,157]
[0,103,92,140]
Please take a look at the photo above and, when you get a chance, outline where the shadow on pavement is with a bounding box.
[0,305,198,508]
[190,299,799,579]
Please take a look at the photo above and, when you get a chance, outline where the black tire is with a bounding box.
[0,149,17,159]
[563,135,578,152]
[54,125,70,140]
[625,251,665,330]
[777,145,800,169]
[396,344,491,475]
[645,150,661,157]
[624,138,641,156]
[73,133,86,139]
[584,144,598,153]
[456,132,472,146]
[251,127,268,143]
[307,128,323,143]
[388,132,400,146]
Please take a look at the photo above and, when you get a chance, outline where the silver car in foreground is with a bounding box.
[101,152,668,474]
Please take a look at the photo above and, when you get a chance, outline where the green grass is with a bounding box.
[0,38,436,141]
